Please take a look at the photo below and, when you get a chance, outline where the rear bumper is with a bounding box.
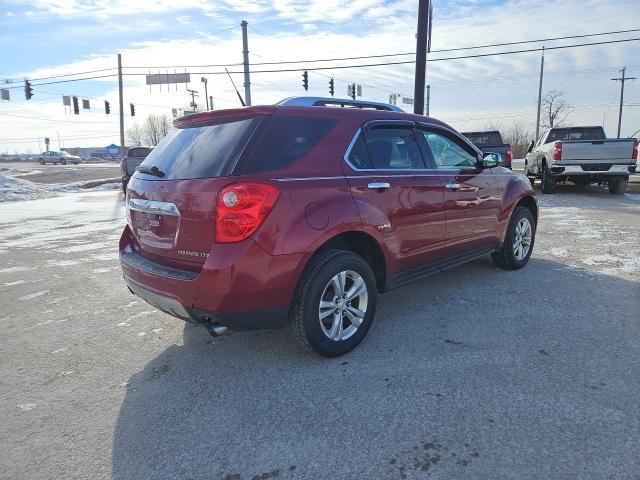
[549,164,635,177]
[119,225,306,331]
[124,276,289,330]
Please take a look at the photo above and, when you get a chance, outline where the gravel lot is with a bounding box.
[0,177,639,479]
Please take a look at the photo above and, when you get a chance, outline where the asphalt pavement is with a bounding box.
[0,179,639,479]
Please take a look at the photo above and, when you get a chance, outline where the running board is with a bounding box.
[386,247,496,291]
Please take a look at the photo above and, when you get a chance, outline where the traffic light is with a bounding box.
[130,103,135,116]
[24,80,33,100]
[72,96,79,114]
[329,78,334,97]
[350,83,356,100]
[302,70,308,91]
[104,100,110,114]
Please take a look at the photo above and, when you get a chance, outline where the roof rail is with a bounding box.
[277,96,404,112]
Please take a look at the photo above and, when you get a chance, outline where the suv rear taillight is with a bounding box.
[633,140,638,161]
[553,142,562,161]
[505,146,512,165]
[216,183,280,243]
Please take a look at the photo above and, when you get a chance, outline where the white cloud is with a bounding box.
[1,0,639,152]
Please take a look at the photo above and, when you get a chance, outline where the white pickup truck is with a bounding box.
[524,126,638,194]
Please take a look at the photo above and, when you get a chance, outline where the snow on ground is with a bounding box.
[535,194,640,280]
[0,172,119,203]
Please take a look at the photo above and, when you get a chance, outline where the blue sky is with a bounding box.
[1,0,639,152]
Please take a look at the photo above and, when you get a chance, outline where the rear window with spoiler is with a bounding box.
[135,115,336,180]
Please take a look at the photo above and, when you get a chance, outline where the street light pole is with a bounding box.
[201,77,209,110]
[117,53,125,157]
[241,20,252,106]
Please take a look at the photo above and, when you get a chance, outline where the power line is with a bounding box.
[0,112,118,124]
[129,28,640,69]
[3,67,117,85]
[115,37,640,76]
[3,73,117,90]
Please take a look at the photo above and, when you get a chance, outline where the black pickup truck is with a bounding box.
[121,147,153,193]
[461,130,512,169]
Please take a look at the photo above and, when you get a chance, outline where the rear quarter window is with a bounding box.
[239,115,336,174]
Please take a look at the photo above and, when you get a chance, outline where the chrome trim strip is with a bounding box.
[128,198,180,216]
[274,176,345,182]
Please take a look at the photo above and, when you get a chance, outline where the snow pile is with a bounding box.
[0,174,57,202]
[0,173,119,203]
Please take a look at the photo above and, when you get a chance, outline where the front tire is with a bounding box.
[608,177,628,194]
[289,249,377,357]
[39,159,45,165]
[492,206,536,270]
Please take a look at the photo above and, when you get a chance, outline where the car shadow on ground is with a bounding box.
[111,257,640,480]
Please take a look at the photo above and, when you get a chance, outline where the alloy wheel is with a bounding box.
[318,270,368,341]
[513,217,532,261]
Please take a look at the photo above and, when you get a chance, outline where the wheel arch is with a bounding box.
[515,194,538,224]
[308,231,387,293]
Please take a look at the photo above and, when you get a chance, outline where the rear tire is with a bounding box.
[289,249,377,357]
[39,159,45,165]
[541,166,556,194]
[608,177,628,194]
[492,206,536,270]
[60,159,67,165]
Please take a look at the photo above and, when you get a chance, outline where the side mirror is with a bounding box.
[482,152,500,168]
[527,140,535,153]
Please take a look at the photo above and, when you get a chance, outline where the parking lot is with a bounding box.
[1,167,639,479]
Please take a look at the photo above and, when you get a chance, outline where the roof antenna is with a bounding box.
[225,68,246,107]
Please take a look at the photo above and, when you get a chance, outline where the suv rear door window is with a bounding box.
[239,115,336,174]
[360,126,425,170]
[136,117,260,180]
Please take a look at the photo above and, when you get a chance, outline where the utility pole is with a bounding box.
[413,0,432,115]
[241,20,251,106]
[56,131,61,150]
[426,85,431,116]
[209,96,214,110]
[201,77,209,110]
[611,67,636,138]
[117,53,125,157]
[535,46,545,140]
[186,89,199,110]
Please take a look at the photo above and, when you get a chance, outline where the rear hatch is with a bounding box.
[125,108,272,271]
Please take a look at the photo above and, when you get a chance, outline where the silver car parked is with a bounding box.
[37,151,82,165]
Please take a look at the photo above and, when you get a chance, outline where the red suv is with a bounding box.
[120,97,537,356]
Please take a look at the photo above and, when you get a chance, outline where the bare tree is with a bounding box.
[502,121,534,158]
[126,123,143,147]
[542,90,570,128]
[126,114,173,147]
[143,114,172,146]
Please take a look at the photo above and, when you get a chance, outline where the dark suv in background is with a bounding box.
[121,146,153,192]
[120,97,537,356]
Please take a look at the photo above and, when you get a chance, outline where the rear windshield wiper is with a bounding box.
[135,165,165,178]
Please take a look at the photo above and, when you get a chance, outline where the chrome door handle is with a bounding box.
[367,182,390,190]
[445,182,461,191]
